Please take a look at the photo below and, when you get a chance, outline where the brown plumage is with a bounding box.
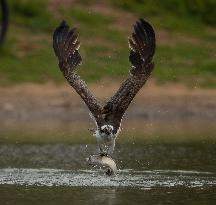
[53,18,155,154]
[53,21,104,127]
[103,18,155,134]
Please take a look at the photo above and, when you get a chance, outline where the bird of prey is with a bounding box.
[53,18,155,156]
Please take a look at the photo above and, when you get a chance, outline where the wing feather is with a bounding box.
[103,18,156,133]
[53,21,104,126]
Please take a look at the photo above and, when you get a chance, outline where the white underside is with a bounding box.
[94,128,120,155]
[89,112,121,155]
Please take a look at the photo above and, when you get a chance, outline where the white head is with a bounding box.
[100,125,114,135]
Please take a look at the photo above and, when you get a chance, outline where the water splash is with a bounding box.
[0,168,215,188]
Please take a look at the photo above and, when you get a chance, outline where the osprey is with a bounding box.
[53,18,155,156]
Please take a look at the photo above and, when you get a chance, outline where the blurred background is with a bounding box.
[0,0,216,144]
[0,1,216,203]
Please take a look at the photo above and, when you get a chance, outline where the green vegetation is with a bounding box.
[114,0,216,26]
[0,0,216,87]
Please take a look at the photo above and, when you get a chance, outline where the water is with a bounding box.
[0,143,215,204]
[0,168,215,188]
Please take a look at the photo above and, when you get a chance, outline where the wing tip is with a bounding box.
[128,18,155,75]
[53,20,82,69]
[129,17,156,53]
[54,20,68,35]
[60,20,67,27]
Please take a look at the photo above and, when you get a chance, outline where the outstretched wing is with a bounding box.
[53,21,104,126]
[102,18,155,134]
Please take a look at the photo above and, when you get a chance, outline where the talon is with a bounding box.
[105,168,113,176]
[100,152,108,157]
[88,128,94,132]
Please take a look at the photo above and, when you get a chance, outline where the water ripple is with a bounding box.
[0,168,215,189]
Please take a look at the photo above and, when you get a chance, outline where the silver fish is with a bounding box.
[86,154,117,175]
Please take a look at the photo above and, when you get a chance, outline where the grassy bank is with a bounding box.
[0,0,216,87]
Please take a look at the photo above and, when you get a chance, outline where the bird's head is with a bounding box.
[100,125,114,135]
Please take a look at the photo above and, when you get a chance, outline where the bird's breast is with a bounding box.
[96,131,114,143]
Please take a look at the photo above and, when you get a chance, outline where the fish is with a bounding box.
[86,154,117,175]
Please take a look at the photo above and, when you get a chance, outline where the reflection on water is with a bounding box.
[0,143,215,204]
[1,185,216,205]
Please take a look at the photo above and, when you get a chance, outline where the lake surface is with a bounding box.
[0,143,215,204]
